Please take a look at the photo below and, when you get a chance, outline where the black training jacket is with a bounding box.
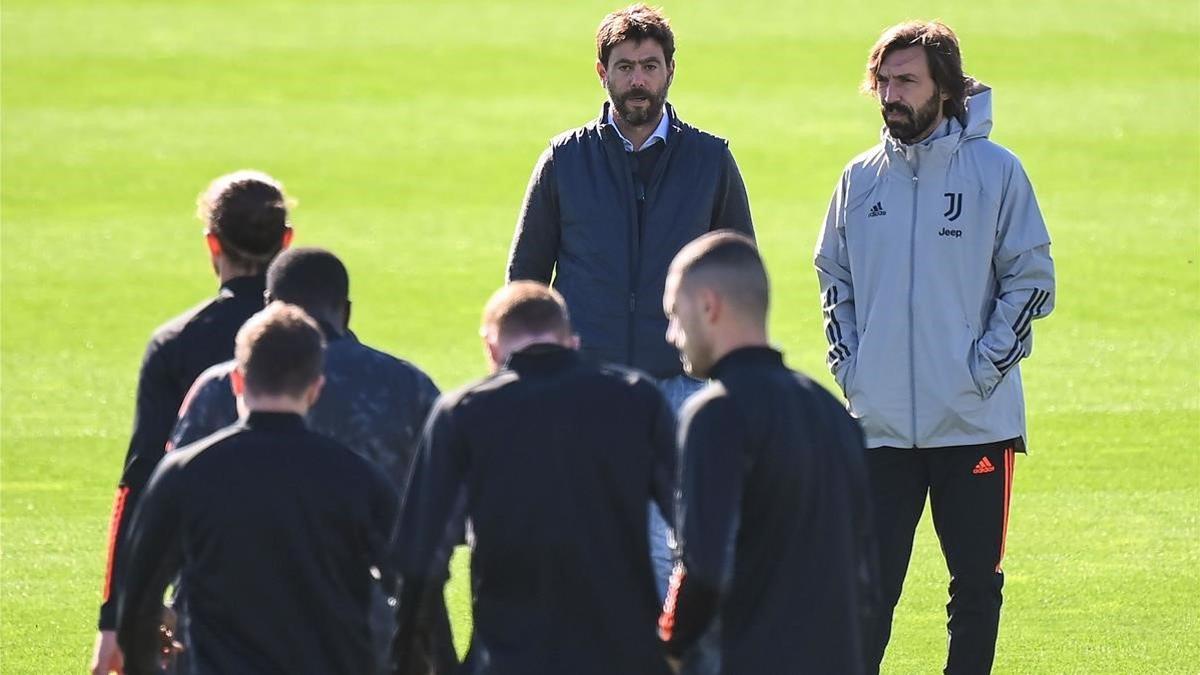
[99,275,265,629]
[395,345,675,675]
[661,347,879,674]
[116,412,399,675]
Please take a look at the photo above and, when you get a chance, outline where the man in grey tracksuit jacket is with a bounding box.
[816,21,1054,675]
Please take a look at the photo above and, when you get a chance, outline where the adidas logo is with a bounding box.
[972,457,996,475]
[867,202,887,218]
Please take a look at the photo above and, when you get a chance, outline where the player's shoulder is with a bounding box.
[178,358,237,411]
[437,369,516,414]
[592,360,660,390]
[192,358,237,386]
[842,143,888,176]
[960,136,1024,171]
[330,336,436,386]
[673,115,731,152]
[680,378,731,415]
[678,379,737,432]
[300,427,395,487]
[549,115,603,149]
[147,284,257,351]
[166,423,243,468]
[146,294,223,348]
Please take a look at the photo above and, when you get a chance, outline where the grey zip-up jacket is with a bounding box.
[815,85,1054,450]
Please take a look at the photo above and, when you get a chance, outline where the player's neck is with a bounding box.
[215,257,260,285]
[242,395,310,417]
[709,328,770,365]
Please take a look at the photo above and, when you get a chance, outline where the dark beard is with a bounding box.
[608,81,669,127]
[882,90,943,144]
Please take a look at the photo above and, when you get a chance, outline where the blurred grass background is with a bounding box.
[2,0,1198,671]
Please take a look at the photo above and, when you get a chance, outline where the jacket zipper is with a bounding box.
[628,155,645,367]
[908,172,919,446]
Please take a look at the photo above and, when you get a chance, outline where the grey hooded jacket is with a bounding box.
[815,86,1055,450]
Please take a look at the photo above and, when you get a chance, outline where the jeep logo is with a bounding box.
[938,228,963,238]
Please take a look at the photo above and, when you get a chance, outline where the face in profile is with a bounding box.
[664,274,714,378]
[599,38,673,127]
[876,45,946,143]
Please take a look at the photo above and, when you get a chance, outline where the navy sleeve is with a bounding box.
[506,147,560,284]
[648,384,678,527]
[368,464,403,596]
[710,146,754,239]
[116,456,186,675]
[100,337,181,629]
[168,366,239,451]
[660,394,746,656]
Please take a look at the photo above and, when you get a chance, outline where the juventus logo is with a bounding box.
[943,192,963,221]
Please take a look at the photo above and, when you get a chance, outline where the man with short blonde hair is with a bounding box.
[395,282,676,674]
[117,304,400,675]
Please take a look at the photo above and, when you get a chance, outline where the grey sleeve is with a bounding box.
[972,158,1055,397]
[710,145,754,238]
[814,172,859,394]
[506,147,559,284]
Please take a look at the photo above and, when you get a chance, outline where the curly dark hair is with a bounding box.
[197,170,291,270]
[862,21,974,121]
[596,4,675,67]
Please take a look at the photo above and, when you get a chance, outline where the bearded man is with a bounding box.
[815,20,1055,675]
[506,3,754,601]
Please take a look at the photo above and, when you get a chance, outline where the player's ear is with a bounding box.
[231,368,245,396]
[205,232,222,257]
[306,375,326,407]
[485,338,504,373]
[596,60,607,83]
[342,300,352,330]
[280,226,294,249]
[700,287,721,324]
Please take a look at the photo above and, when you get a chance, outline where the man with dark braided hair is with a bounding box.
[90,170,293,675]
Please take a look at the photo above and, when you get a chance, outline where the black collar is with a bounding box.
[709,346,785,379]
[505,343,580,374]
[243,411,307,432]
[315,319,354,344]
[220,274,267,299]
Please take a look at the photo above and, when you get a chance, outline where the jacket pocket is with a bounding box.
[969,340,1003,399]
[834,356,858,398]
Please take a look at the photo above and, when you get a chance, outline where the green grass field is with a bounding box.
[3,0,1198,672]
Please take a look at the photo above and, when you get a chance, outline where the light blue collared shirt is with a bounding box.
[607,105,670,152]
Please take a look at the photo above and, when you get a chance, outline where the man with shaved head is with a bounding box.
[659,231,877,674]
